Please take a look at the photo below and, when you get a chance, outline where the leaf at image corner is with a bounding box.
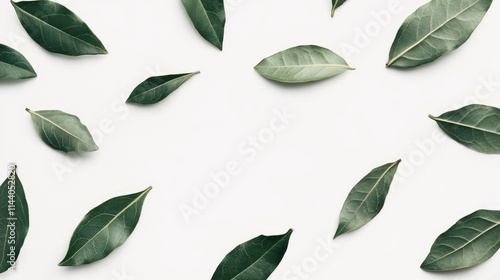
[387,0,492,68]
[11,0,107,56]
[0,44,36,80]
[211,229,293,280]
[126,71,200,105]
[429,104,500,154]
[59,187,152,266]
[0,166,29,274]
[331,0,347,17]
[181,0,225,50]
[421,210,500,271]
[334,160,400,238]
[254,45,354,83]
[26,108,98,153]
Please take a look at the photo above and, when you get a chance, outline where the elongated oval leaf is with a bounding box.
[0,166,29,274]
[0,44,36,80]
[126,71,200,104]
[59,187,152,266]
[429,104,500,154]
[211,229,293,280]
[11,0,107,56]
[181,0,225,50]
[331,0,347,17]
[26,108,98,153]
[387,0,492,68]
[254,45,354,83]
[421,210,500,271]
[334,160,400,238]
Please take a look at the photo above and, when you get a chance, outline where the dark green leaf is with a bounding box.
[26,108,98,153]
[211,229,293,280]
[255,45,354,83]
[421,210,500,271]
[11,0,107,56]
[126,71,200,104]
[387,0,492,68]
[334,160,400,238]
[0,44,36,80]
[429,104,500,154]
[181,0,225,50]
[59,187,152,266]
[331,0,347,17]
[0,166,29,274]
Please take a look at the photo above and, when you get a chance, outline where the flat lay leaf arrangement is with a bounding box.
[0,0,499,278]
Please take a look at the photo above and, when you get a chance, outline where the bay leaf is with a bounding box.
[211,229,293,280]
[254,45,354,83]
[334,160,400,238]
[331,0,347,17]
[26,108,98,153]
[59,187,152,266]
[181,0,225,50]
[387,0,492,68]
[11,0,107,56]
[0,166,29,274]
[126,71,200,104]
[429,104,500,154]
[421,209,500,271]
[0,44,36,80]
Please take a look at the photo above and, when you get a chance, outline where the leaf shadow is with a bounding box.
[256,72,353,92]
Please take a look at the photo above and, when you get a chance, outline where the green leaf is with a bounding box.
[331,0,347,17]
[11,0,107,56]
[211,229,293,280]
[429,104,500,154]
[334,160,400,238]
[26,108,98,153]
[59,187,152,266]
[0,44,36,80]
[254,45,354,83]
[126,71,200,104]
[0,166,29,274]
[181,0,225,50]
[421,210,500,271]
[387,0,492,68]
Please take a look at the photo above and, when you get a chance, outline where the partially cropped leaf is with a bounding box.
[387,0,492,68]
[26,108,98,153]
[11,0,107,56]
[181,0,225,50]
[255,45,354,83]
[334,160,400,238]
[0,166,29,274]
[126,71,200,104]
[331,0,347,17]
[59,187,152,266]
[211,229,293,280]
[0,44,36,79]
[421,210,500,271]
[429,104,500,154]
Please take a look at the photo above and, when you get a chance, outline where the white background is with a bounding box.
[1,0,500,279]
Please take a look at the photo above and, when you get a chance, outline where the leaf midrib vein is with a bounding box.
[60,188,151,265]
[29,110,90,146]
[12,1,104,52]
[387,0,482,66]
[338,161,399,234]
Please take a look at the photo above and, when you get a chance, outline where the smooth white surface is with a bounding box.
[1,0,500,279]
